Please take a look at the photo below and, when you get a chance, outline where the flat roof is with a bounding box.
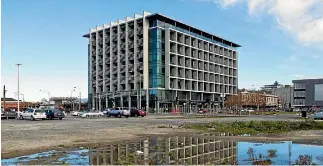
[82,13,241,47]
[292,78,323,82]
[146,13,241,47]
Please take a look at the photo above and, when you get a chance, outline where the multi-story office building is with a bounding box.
[83,11,240,111]
[293,78,323,108]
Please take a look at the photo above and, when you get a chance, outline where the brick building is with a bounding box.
[1,98,31,111]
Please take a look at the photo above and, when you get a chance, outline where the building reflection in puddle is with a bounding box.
[89,133,237,165]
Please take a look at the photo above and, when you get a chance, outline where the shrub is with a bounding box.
[183,120,323,135]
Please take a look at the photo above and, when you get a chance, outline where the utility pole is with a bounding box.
[3,85,6,111]
[20,94,25,108]
[79,90,81,111]
[16,64,22,113]
[71,87,76,111]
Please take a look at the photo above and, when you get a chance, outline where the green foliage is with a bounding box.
[267,149,277,158]
[220,157,238,165]
[295,155,313,165]
[183,120,323,135]
[247,148,277,165]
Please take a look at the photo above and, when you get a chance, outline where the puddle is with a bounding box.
[2,134,323,165]
[1,149,89,165]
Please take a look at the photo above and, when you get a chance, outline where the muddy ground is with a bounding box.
[1,115,323,159]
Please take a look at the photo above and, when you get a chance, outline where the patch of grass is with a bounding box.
[277,111,300,115]
[183,120,323,135]
[156,115,245,119]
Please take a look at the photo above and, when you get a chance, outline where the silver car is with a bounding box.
[120,107,131,117]
[314,111,323,120]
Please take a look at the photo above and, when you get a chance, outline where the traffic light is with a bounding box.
[175,96,178,102]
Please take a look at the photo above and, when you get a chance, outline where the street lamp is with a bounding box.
[252,85,261,111]
[71,87,76,111]
[39,90,51,107]
[220,93,226,112]
[16,64,22,113]
[14,92,25,109]
[78,88,81,111]
[19,93,25,108]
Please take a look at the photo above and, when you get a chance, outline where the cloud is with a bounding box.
[219,0,241,7]
[195,0,242,8]
[203,0,323,46]
[292,74,305,79]
[288,55,298,62]
[312,55,320,59]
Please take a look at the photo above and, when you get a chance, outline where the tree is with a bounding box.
[41,98,48,104]
[295,155,313,165]
[247,148,277,165]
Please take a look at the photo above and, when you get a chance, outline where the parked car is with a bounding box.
[121,107,130,117]
[78,110,89,117]
[103,109,110,115]
[107,107,130,118]
[71,111,80,116]
[45,109,65,120]
[19,108,46,120]
[130,109,147,117]
[314,111,323,120]
[197,109,208,114]
[81,111,104,118]
[1,110,17,119]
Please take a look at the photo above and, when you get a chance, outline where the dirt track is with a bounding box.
[1,115,323,159]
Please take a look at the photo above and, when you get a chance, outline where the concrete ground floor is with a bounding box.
[89,89,229,113]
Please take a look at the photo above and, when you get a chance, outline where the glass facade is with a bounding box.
[148,26,165,94]
[315,84,323,101]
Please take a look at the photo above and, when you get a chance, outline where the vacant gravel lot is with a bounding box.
[1,114,322,158]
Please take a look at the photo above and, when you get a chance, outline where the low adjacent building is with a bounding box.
[226,90,278,108]
[272,85,294,110]
[1,98,31,111]
[292,78,323,108]
[263,93,279,107]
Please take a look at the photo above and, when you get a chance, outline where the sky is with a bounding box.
[2,0,323,101]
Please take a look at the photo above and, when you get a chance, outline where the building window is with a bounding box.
[294,99,305,105]
[149,27,165,89]
[294,83,305,89]
[315,84,323,101]
[294,91,306,97]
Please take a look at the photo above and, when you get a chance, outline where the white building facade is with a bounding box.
[83,12,241,112]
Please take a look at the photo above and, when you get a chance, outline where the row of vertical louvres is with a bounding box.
[90,17,145,93]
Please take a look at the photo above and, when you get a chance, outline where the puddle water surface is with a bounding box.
[2,133,323,165]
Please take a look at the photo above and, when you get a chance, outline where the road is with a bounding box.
[1,114,302,128]
[0,114,314,158]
